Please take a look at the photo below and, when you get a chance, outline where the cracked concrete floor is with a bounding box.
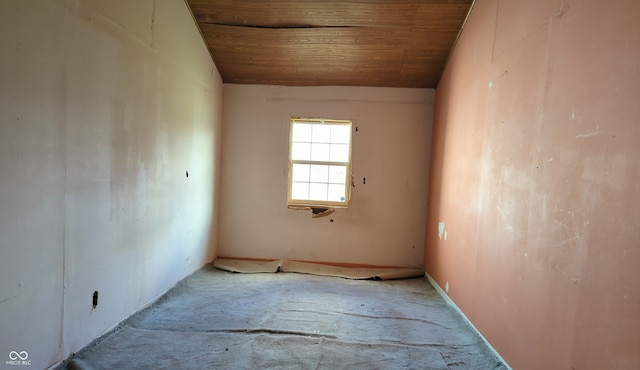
[60,264,506,369]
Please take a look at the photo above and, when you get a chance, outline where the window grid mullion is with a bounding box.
[289,118,351,206]
[291,160,348,166]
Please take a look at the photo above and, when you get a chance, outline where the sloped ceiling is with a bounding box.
[186,0,473,88]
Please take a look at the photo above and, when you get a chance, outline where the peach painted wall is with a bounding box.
[425,0,640,369]
[219,85,433,268]
[0,1,222,368]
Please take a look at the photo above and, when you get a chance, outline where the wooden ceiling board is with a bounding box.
[188,0,421,28]
[407,29,461,49]
[201,25,411,48]
[186,0,473,87]
[415,1,475,29]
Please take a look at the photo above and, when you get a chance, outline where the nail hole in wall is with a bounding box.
[92,291,99,309]
[186,170,189,178]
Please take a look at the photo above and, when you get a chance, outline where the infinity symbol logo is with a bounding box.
[8,351,28,360]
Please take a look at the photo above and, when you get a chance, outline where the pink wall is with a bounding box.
[425,0,640,368]
[219,85,433,268]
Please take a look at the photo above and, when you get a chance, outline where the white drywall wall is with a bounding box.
[219,85,433,268]
[0,1,222,368]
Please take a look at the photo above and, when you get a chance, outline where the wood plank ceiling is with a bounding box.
[186,0,473,88]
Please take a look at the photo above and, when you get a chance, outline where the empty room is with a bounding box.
[1,0,638,369]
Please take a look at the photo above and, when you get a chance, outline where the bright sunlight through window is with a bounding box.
[288,118,352,208]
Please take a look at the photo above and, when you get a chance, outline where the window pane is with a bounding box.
[328,184,346,202]
[331,125,351,144]
[309,164,329,183]
[291,143,311,160]
[329,144,349,162]
[312,124,331,143]
[328,165,346,184]
[310,143,330,161]
[292,123,312,142]
[309,183,328,201]
[289,119,352,207]
[292,164,310,182]
[291,182,309,200]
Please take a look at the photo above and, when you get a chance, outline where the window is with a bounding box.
[288,118,352,208]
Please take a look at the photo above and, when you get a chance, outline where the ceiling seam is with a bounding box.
[399,0,421,74]
[200,22,364,29]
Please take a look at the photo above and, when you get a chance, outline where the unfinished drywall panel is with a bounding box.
[0,2,66,367]
[219,85,433,268]
[0,0,222,368]
[426,0,640,369]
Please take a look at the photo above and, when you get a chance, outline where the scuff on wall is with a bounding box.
[438,221,446,240]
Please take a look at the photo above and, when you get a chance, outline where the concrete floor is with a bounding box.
[59,264,506,369]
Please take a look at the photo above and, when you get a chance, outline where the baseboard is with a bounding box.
[424,272,511,370]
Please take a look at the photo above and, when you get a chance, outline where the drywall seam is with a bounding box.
[425,272,512,370]
[77,0,213,85]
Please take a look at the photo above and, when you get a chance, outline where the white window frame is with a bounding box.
[287,117,353,208]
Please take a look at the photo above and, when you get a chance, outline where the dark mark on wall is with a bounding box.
[553,0,570,19]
